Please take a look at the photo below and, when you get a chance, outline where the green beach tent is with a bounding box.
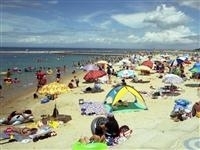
[104,85,148,112]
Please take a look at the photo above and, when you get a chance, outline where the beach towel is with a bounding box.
[80,102,107,115]
[105,126,132,146]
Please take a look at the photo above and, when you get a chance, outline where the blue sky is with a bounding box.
[1,0,200,49]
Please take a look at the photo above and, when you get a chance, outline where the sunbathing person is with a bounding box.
[5,126,38,137]
[1,125,57,142]
[0,109,34,125]
[84,80,103,93]
[79,125,105,144]
[114,100,128,107]
[132,75,149,83]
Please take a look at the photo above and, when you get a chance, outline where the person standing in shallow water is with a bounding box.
[74,76,79,87]
[56,69,61,82]
[0,84,3,98]
[6,69,11,78]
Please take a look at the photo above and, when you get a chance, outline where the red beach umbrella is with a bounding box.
[141,60,153,69]
[83,70,107,82]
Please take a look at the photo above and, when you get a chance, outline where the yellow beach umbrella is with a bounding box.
[38,82,69,95]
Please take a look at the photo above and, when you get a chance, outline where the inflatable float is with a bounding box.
[91,116,107,135]
[4,78,13,84]
[72,141,108,150]
[46,69,53,75]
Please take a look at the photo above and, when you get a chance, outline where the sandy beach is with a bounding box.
[0,55,199,150]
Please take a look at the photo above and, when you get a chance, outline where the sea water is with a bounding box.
[0,52,97,101]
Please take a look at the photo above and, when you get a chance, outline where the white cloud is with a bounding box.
[144,4,189,29]
[142,26,195,43]
[177,0,200,10]
[127,34,140,43]
[2,0,42,8]
[122,25,196,45]
[78,11,105,23]
[111,13,149,29]
[98,20,112,29]
[111,4,189,29]
[1,13,67,34]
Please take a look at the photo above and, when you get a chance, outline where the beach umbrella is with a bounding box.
[162,74,184,85]
[96,60,108,70]
[189,62,200,73]
[96,60,108,64]
[135,65,151,72]
[82,64,99,71]
[170,57,185,67]
[83,70,107,82]
[38,82,69,95]
[117,69,136,78]
[141,60,153,69]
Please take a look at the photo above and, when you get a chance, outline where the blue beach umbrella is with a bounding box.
[189,62,200,73]
[117,69,136,78]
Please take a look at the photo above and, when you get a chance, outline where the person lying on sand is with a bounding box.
[132,75,150,83]
[0,109,34,125]
[5,126,38,137]
[114,100,128,107]
[79,125,105,144]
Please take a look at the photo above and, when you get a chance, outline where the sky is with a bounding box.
[1,0,200,49]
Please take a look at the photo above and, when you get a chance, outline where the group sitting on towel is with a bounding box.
[170,99,192,122]
[0,117,57,143]
[0,109,34,125]
[84,80,103,93]
[79,113,132,146]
